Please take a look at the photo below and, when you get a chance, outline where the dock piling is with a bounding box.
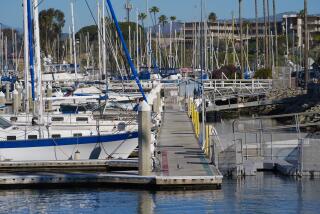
[5,83,10,101]
[12,89,19,114]
[138,101,152,176]
[46,84,52,111]
[0,92,5,113]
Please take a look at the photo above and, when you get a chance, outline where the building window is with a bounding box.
[10,117,18,122]
[52,134,61,139]
[28,135,38,140]
[76,117,88,122]
[52,117,64,122]
[7,136,16,141]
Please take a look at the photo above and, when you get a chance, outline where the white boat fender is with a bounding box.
[74,150,80,160]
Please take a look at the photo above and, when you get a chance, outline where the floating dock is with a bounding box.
[0,171,221,190]
[0,86,222,190]
[158,103,220,177]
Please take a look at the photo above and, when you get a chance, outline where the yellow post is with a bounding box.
[196,111,198,137]
[196,112,200,138]
[188,100,192,118]
[195,109,198,137]
[188,99,191,117]
[205,125,210,156]
[194,108,197,136]
[192,102,194,122]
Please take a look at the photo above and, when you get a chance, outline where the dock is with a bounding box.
[0,85,222,190]
[158,103,220,177]
[155,90,222,185]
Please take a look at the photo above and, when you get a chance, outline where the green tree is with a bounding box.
[159,15,168,27]
[208,12,217,22]
[149,6,160,26]
[254,68,272,79]
[39,8,65,55]
[76,25,98,42]
[298,9,305,17]
[170,16,177,22]
[138,12,147,29]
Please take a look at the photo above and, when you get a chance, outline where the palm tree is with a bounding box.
[138,12,147,28]
[158,15,168,27]
[170,16,176,22]
[149,6,160,26]
[208,12,217,22]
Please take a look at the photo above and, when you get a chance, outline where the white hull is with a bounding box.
[0,138,137,161]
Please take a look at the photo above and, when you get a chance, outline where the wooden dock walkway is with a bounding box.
[157,100,221,178]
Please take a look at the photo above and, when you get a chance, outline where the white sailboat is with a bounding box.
[0,0,153,162]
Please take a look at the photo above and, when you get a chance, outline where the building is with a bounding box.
[183,14,320,47]
[184,19,282,46]
[283,14,320,46]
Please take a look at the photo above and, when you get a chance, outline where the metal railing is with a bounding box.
[232,111,320,175]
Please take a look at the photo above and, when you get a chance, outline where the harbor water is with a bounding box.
[0,173,319,213]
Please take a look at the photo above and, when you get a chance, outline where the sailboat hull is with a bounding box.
[0,132,138,161]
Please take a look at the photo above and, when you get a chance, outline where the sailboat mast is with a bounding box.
[15,32,18,71]
[255,0,259,69]
[304,0,309,89]
[102,0,107,83]
[4,37,7,71]
[232,12,236,65]
[97,1,102,80]
[267,0,271,68]
[239,0,243,77]
[68,26,72,63]
[273,0,278,68]
[0,25,2,73]
[169,21,172,68]
[71,2,77,78]
[11,29,15,71]
[33,0,43,124]
[263,0,268,67]
[23,0,29,113]
[26,0,35,102]
[158,24,161,69]
[136,10,140,73]
[285,16,289,58]
[129,25,131,58]
[183,23,186,68]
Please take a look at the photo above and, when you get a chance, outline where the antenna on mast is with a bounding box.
[125,0,133,23]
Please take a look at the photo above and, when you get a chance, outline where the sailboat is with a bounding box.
[0,0,151,161]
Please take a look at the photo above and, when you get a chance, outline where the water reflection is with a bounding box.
[0,173,319,213]
[138,191,154,214]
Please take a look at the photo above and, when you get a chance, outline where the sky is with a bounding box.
[0,0,319,33]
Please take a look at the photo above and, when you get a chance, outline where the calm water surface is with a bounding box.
[0,173,319,214]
